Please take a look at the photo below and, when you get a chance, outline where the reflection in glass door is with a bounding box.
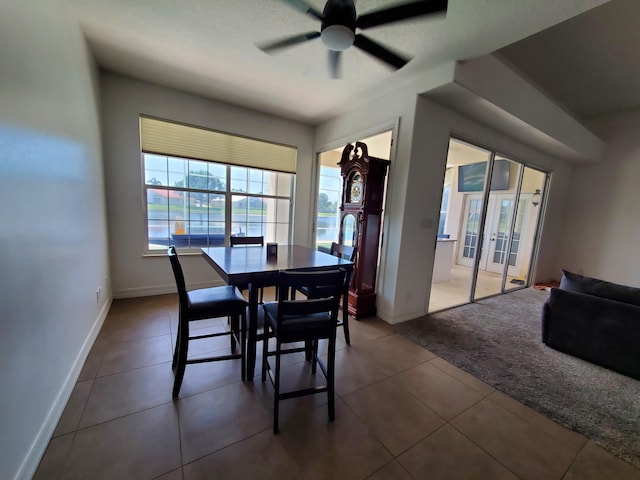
[490,198,517,271]
[429,138,549,312]
[488,196,527,275]
[473,157,522,299]
[457,196,483,268]
[503,167,546,293]
[458,195,523,275]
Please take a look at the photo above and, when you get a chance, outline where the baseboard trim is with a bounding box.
[16,296,113,480]
[113,281,224,299]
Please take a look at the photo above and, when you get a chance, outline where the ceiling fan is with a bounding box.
[258,0,448,78]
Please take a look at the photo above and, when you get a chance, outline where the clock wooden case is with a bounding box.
[338,142,390,319]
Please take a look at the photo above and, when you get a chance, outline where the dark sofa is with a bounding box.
[542,270,640,380]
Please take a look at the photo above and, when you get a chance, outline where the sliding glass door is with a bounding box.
[502,166,546,293]
[473,157,523,299]
[429,138,549,312]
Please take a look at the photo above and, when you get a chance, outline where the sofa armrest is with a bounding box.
[542,287,640,379]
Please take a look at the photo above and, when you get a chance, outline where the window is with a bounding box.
[144,155,294,251]
[314,156,343,250]
[140,117,297,252]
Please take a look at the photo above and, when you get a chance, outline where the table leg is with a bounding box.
[246,282,259,379]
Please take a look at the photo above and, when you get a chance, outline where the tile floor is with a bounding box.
[35,293,640,479]
[429,265,520,313]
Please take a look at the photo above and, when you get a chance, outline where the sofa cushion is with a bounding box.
[560,270,640,307]
[542,287,640,380]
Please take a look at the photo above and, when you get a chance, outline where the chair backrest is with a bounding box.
[330,242,356,262]
[167,246,188,307]
[230,235,264,247]
[277,269,347,324]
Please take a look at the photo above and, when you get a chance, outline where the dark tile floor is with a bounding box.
[35,293,640,479]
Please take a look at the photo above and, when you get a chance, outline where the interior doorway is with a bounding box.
[313,130,393,250]
[429,138,548,312]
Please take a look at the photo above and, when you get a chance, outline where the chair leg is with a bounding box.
[342,311,351,345]
[304,340,313,361]
[311,340,318,374]
[172,319,190,397]
[327,334,336,422]
[342,291,351,345]
[230,315,239,352]
[172,312,182,369]
[273,339,282,434]
[262,322,270,382]
[241,313,247,382]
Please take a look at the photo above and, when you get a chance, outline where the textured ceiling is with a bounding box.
[69,0,612,124]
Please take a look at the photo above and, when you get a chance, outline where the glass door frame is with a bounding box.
[448,136,551,303]
[468,151,495,302]
[499,167,550,293]
[495,162,526,293]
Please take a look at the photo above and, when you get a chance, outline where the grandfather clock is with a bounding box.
[338,142,390,319]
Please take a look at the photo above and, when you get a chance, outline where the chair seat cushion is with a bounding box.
[187,285,247,319]
[263,302,334,341]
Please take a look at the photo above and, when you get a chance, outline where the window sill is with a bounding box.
[143,250,203,258]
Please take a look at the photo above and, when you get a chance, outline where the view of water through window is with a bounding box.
[144,154,293,250]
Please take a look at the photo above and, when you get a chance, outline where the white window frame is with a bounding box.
[142,154,295,253]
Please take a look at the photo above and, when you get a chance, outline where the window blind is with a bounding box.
[139,116,297,173]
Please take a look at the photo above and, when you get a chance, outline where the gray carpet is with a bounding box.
[395,288,640,468]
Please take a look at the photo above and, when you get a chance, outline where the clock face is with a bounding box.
[350,183,362,203]
[349,172,363,203]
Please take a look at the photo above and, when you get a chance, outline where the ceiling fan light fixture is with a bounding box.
[321,24,355,51]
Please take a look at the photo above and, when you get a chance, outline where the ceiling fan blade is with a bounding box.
[328,50,341,79]
[278,0,324,21]
[353,34,409,69]
[258,31,321,53]
[356,0,447,30]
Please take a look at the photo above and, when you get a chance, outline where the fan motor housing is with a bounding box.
[322,0,356,31]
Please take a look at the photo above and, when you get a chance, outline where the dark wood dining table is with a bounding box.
[201,244,354,379]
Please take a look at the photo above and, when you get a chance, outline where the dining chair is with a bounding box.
[229,235,264,247]
[261,268,348,433]
[168,246,248,396]
[230,235,266,303]
[294,242,356,344]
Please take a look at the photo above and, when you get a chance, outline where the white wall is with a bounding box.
[451,56,604,162]
[315,82,420,324]
[100,73,315,298]
[317,88,575,324]
[0,1,109,478]
[559,108,640,287]
[399,97,576,321]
